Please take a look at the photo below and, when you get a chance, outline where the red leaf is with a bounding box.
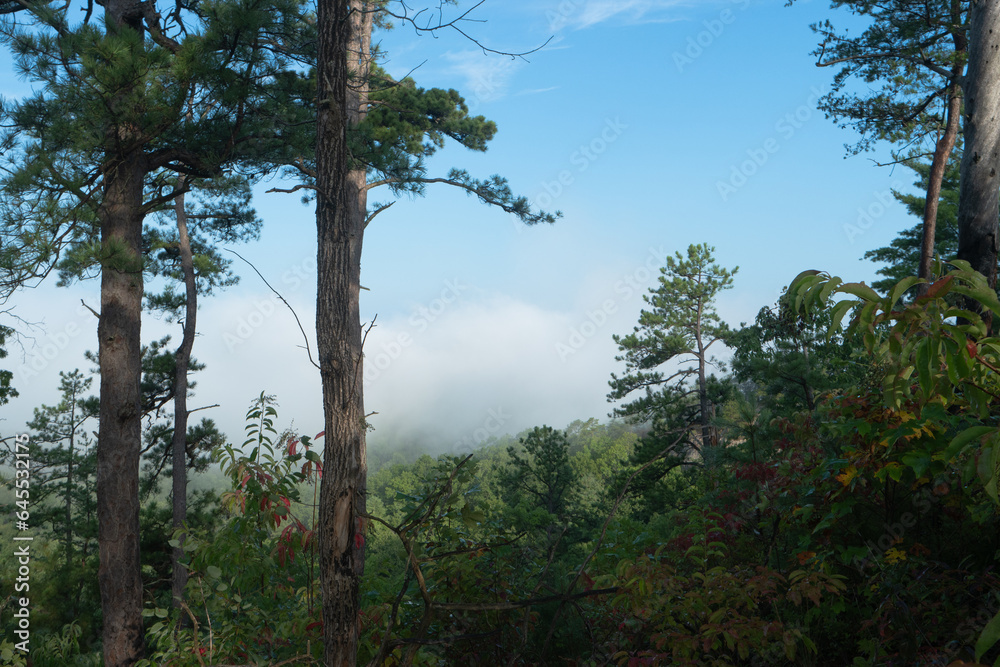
[925,274,954,299]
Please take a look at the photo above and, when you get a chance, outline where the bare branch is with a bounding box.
[222,248,320,370]
[382,1,552,59]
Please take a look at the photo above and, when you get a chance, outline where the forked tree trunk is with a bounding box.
[96,145,146,667]
[958,0,1000,312]
[171,187,196,614]
[316,0,366,663]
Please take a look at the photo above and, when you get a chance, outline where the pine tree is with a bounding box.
[11,370,100,631]
[501,426,578,550]
[796,0,968,287]
[728,294,862,414]
[309,4,556,662]
[609,244,737,460]
[0,324,15,405]
[142,178,259,612]
[0,0,313,659]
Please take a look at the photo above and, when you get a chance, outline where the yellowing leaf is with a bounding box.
[836,465,859,487]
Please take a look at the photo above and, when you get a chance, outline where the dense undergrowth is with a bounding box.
[4,264,1000,666]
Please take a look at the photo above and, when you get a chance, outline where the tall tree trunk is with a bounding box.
[918,79,963,287]
[97,2,147,662]
[918,2,967,293]
[65,393,75,572]
[171,187,196,614]
[349,1,372,229]
[316,0,366,664]
[96,147,146,667]
[919,0,969,290]
[958,0,1000,315]
[695,301,711,451]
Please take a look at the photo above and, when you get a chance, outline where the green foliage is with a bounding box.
[361,454,536,665]
[0,370,101,641]
[0,324,16,405]
[501,426,577,534]
[604,510,844,666]
[26,622,101,667]
[799,0,967,156]
[790,261,1000,661]
[139,393,322,666]
[0,0,314,298]
[609,243,737,428]
[728,291,865,414]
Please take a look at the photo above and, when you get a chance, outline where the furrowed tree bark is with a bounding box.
[316,0,366,664]
[958,0,1000,314]
[97,147,146,667]
[97,1,147,663]
[171,187,195,615]
[348,1,372,230]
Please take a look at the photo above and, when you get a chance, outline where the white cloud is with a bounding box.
[361,293,623,453]
[441,50,526,108]
[6,253,739,462]
[516,86,561,96]
[549,0,693,31]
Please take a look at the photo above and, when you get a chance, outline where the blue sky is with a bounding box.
[1,0,919,452]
